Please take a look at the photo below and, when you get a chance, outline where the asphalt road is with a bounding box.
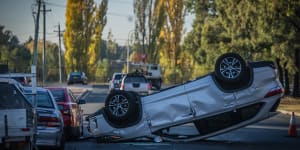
[64,84,300,150]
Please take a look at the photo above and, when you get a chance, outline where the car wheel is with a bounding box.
[214,53,247,83]
[104,90,141,127]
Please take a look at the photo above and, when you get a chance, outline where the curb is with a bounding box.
[278,109,300,117]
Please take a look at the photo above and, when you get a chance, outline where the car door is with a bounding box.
[142,84,194,131]
[184,75,236,118]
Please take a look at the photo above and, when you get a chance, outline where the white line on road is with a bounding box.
[246,125,287,131]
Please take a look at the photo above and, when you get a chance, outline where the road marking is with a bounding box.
[246,125,287,130]
[123,142,171,146]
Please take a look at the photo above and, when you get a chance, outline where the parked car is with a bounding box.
[108,73,126,91]
[67,72,88,85]
[120,72,151,95]
[0,78,37,150]
[87,53,284,142]
[46,87,85,140]
[24,87,65,150]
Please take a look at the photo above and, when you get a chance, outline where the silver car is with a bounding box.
[87,53,283,142]
[120,73,151,95]
[109,73,126,91]
[24,87,65,150]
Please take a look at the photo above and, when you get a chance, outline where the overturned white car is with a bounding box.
[87,53,283,142]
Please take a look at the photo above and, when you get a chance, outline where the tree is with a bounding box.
[25,39,60,82]
[134,0,148,56]
[64,0,108,80]
[134,0,166,63]
[160,0,185,83]
[0,25,31,73]
[106,29,117,58]
[183,0,300,97]
[88,0,108,78]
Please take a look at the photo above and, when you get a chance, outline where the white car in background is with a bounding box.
[120,72,151,95]
[108,73,126,91]
[87,53,283,142]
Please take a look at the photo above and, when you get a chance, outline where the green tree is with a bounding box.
[183,0,300,97]
[159,0,185,83]
[64,0,107,80]
[25,39,61,82]
[134,0,166,63]
[0,25,31,73]
[95,58,110,82]
[106,29,117,58]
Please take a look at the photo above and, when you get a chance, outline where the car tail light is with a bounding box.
[38,116,61,127]
[61,104,72,115]
[121,83,125,90]
[147,83,151,91]
[21,128,30,131]
[264,86,284,98]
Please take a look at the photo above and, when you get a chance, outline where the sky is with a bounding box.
[0,0,194,48]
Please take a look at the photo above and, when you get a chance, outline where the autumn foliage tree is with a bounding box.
[64,0,107,80]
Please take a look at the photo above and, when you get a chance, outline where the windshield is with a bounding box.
[0,83,28,109]
[25,92,54,108]
[70,72,81,76]
[124,76,147,83]
[49,89,65,102]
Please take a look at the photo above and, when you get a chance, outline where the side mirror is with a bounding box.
[78,99,86,105]
[107,78,111,82]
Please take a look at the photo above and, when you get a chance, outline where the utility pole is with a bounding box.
[32,0,42,107]
[54,23,64,83]
[33,0,41,67]
[42,2,51,86]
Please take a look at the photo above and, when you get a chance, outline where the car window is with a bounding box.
[150,66,158,70]
[71,72,81,76]
[11,77,27,85]
[114,74,123,80]
[0,83,27,109]
[124,76,147,83]
[49,89,65,102]
[26,92,54,108]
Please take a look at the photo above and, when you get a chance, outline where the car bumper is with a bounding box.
[36,127,63,146]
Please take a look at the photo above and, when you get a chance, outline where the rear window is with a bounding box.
[0,83,28,109]
[25,92,54,108]
[11,77,27,85]
[70,72,81,76]
[124,76,147,83]
[49,90,65,102]
[150,66,158,70]
[114,74,124,80]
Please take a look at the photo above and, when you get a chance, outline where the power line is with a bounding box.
[44,1,66,8]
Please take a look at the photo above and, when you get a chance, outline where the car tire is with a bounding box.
[214,53,247,83]
[104,90,141,127]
